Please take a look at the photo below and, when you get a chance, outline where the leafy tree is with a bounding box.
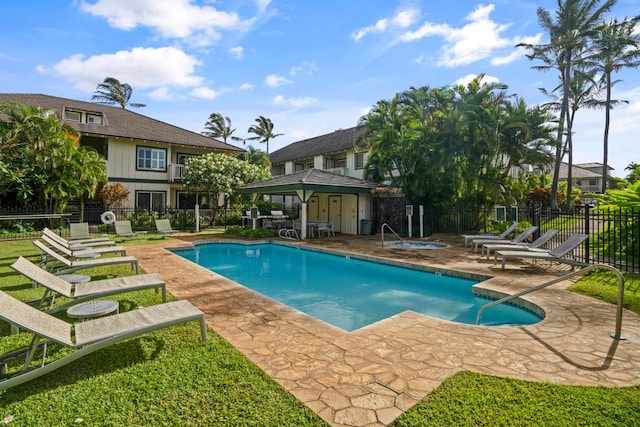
[359,78,554,216]
[518,0,615,210]
[92,77,146,109]
[246,116,283,155]
[239,146,271,169]
[586,16,640,192]
[202,113,243,144]
[0,102,107,211]
[625,162,640,184]
[101,183,130,209]
[182,153,270,218]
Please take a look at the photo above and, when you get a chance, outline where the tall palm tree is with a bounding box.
[518,0,615,209]
[202,113,243,144]
[246,116,283,155]
[92,77,146,109]
[586,17,640,192]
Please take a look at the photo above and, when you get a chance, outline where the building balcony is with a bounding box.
[169,164,185,182]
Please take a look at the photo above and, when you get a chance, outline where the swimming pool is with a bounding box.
[173,242,542,331]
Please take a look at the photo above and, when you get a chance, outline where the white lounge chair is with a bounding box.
[41,234,127,258]
[470,225,538,252]
[155,219,178,235]
[496,233,590,270]
[461,222,519,247]
[0,290,207,390]
[11,256,166,313]
[317,221,335,238]
[43,227,116,248]
[69,223,112,243]
[115,220,146,238]
[33,240,139,275]
[483,229,560,259]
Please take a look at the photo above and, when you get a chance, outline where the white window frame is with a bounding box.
[64,110,81,122]
[136,191,166,211]
[86,113,103,125]
[355,152,366,169]
[137,146,167,171]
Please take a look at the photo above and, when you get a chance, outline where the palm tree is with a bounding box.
[92,77,146,109]
[202,113,243,144]
[586,17,640,192]
[246,116,283,155]
[518,0,615,209]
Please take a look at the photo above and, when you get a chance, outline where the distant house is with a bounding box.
[268,127,381,235]
[554,162,614,194]
[0,93,243,210]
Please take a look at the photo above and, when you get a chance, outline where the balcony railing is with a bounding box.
[169,164,185,182]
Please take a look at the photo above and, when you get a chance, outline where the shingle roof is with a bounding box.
[0,93,243,152]
[269,126,366,164]
[555,162,602,179]
[237,168,380,195]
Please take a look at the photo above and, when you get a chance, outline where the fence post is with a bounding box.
[584,204,591,264]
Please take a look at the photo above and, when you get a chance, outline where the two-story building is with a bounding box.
[0,93,243,211]
[265,127,381,235]
[554,162,615,194]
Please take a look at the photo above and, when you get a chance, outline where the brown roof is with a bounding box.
[269,127,366,164]
[0,93,243,152]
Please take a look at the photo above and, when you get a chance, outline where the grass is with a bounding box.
[1,237,640,426]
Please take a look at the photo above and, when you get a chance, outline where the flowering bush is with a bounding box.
[182,153,270,207]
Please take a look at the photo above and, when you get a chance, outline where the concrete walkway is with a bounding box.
[127,235,640,427]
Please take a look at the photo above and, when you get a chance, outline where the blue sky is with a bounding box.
[1,0,638,177]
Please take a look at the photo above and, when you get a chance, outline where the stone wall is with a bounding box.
[372,194,406,235]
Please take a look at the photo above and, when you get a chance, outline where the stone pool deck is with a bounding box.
[126,235,640,427]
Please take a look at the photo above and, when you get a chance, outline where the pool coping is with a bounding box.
[126,236,640,427]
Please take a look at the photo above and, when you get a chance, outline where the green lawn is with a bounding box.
[1,238,639,426]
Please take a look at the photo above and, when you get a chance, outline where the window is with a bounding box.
[336,158,346,168]
[137,146,167,171]
[294,163,305,172]
[137,191,165,211]
[355,152,366,169]
[589,179,597,186]
[86,113,103,125]
[64,110,81,122]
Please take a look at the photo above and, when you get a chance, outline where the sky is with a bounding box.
[1,0,638,178]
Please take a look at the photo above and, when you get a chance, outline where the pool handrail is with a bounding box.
[476,264,626,340]
[381,223,405,248]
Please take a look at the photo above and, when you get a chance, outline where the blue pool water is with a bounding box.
[173,243,542,331]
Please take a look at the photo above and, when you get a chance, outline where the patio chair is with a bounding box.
[155,219,178,235]
[115,220,146,238]
[43,227,116,248]
[470,225,538,252]
[41,234,127,258]
[483,229,560,259]
[11,256,166,313]
[496,233,590,270]
[278,228,299,240]
[69,223,112,243]
[461,222,519,247]
[0,290,207,391]
[317,221,335,238]
[33,240,139,275]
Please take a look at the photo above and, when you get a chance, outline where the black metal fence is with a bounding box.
[2,204,638,272]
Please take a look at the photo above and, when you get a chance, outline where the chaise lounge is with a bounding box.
[496,233,590,270]
[482,229,560,259]
[0,290,207,390]
[33,240,139,275]
[11,256,167,313]
[470,225,538,252]
[461,222,519,247]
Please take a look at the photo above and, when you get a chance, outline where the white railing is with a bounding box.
[169,164,185,182]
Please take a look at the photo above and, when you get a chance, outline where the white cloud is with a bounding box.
[351,7,419,41]
[229,46,244,59]
[265,74,292,87]
[148,86,177,101]
[272,95,318,108]
[190,86,221,99]
[239,82,254,90]
[454,74,501,87]
[289,61,318,76]
[78,0,255,46]
[43,46,203,92]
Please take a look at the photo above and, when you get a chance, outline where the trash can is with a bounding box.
[360,219,373,235]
